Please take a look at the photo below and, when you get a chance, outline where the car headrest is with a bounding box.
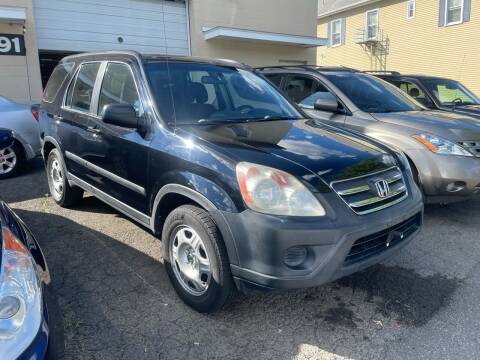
[409,88,420,97]
[187,82,209,104]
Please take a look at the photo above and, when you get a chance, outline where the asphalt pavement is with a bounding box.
[2,159,479,359]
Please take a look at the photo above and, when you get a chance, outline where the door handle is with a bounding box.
[87,126,101,134]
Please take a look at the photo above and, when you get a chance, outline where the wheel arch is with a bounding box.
[150,184,240,265]
[42,136,61,163]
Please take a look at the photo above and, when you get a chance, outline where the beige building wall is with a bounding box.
[317,0,480,96]
[189,0,319,66]
[0,0,42,103]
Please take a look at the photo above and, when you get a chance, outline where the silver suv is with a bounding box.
[259,66,480,203]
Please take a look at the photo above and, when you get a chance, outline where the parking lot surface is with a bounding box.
[3,160,480,359]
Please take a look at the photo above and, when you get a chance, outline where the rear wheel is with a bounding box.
[0,142,24,179]
[162,205,234,313]
[47,149,83,207]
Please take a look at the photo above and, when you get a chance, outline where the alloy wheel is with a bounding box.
[170,225,212,296]
[0,147,17,175]
[50,158,64,198]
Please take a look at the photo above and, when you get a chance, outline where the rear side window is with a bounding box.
[43,62,74,103]
[66,62,101,113]
[265,74,283,88]
[98,63,141,115]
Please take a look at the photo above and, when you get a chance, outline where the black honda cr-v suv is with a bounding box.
[39,51,423,312]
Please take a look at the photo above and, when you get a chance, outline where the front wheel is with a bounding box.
[162,205,235,313]
[47,149,83,207]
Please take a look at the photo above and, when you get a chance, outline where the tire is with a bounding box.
[0,141,24,179]
[162,205,235,313]
[46,148,83,207]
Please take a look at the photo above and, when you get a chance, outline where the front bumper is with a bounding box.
[214,184,424,292]
[410,150,480,203]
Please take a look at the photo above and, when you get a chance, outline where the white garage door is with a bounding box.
[33,0,190,55]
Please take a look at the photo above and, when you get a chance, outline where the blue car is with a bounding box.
[0,200,50,359]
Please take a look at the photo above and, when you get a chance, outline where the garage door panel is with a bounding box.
[76,0,187,14]
[34,0,187,22]
[36,28,188,49]
[33,0,189,55]
[35,19,188,41]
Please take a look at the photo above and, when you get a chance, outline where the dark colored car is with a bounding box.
[370,71,480,119]
[39,51,423,313]
[0,200,50,359]
[258,66,480,204]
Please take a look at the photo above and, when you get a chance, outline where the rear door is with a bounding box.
[282,74,346,126]
[55,62,103,183]
[81,61,150,214]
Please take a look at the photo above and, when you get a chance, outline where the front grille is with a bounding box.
[344,212,422,266]
[458,141,480,157]
[330,167,408,215]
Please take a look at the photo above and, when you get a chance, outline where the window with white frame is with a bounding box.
[407,0,416,19]
[445,0,463,25]
[331,19,342,46]
[366,10,379,40]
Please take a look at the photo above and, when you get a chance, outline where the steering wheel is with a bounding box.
[236,105,255,114]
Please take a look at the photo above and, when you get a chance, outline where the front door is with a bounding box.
[82,61,150,214]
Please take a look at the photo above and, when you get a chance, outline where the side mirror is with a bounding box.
[102,103,139,129]
[313,96,340,113]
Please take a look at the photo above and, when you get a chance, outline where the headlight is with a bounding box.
[413,133,473,157]
[0,227,42,359]
[236,162,326,216]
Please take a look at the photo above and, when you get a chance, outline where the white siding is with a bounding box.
[33,0,189,55]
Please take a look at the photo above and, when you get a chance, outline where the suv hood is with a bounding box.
[371,110,480,140]
[182,119,398,185]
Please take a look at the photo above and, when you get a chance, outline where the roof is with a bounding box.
[61,51,248,69]
[318,0,382,19]
[202,26,326,47]
[257,65,359,73]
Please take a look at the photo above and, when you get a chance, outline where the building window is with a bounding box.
[407,0,416,19]
[331,19,342,47]
[445,0,463,25]
[366,10,379,40]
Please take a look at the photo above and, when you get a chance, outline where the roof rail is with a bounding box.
[363,70,401,75]
[256,65,359,72]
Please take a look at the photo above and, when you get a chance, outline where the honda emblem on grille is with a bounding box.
[374,180,390,198]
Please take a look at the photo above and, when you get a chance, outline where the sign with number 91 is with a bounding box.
[0,34,26,56]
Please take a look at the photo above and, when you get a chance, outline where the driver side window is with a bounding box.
[98,63,142,116]
[394,80,432,108]
[284,75,335,109]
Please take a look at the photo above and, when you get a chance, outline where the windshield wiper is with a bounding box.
[197,116,301,124]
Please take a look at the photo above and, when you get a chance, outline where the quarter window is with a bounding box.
[43,62,74,103]
[366,10,379,40]
[66,62,101,113]
[445,0,463,25]
[407,0,416,19]
[331,19,342,46]
[98,63,141,116]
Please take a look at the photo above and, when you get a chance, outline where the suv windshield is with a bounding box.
[145,62,302,125]
[324,73,423,113]
[422,79,480,106]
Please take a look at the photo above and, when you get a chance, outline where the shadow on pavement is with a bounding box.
[0,158,48,203]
